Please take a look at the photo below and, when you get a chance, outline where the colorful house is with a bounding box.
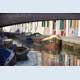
[3,20,80,37]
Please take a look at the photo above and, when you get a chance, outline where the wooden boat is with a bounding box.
[3,39,13,48]
[15,46,29,61]
[41,35,60,53]
[43,42,57,51]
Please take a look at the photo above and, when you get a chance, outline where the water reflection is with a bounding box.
[40,50,80,66]
[13,38,80,66]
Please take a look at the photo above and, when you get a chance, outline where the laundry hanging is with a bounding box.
[42,21,46,27]
[74,20,78,36]
[73,20,78,29]
[35,22,38,32]
[47,21,49,27]
[53,20,56,35]
[26,23,29,32]
[28,23,32,32]
[43,21,50,35]
[70,20,72,28]
[53,20,56,30]
[60,20,64,36]
[29,22,33,32]
[44,27,50,35]
[28,23,30,32]
[43,21,46,35]
[25,23,27,32]
[46,21,50,34]
[68,20,74,37]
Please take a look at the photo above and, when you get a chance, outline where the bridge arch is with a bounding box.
[0,13,80,27]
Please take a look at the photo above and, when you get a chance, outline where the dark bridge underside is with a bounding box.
[0,13,80,27]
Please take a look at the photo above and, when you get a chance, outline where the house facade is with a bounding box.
[3,20,80,37]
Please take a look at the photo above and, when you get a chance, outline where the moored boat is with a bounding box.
[0,48,16,66]
[41,35,60,53]
[15,46,29,61]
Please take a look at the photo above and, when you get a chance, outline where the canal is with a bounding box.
[12,37,80,66]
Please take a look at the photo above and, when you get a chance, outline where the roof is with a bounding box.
[0,13,80,27]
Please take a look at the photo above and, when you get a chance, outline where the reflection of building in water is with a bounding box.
[2,20,80,37]
[41,49,80,66]
[62,51,80,66]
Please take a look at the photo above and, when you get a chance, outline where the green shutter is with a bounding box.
[70,20,72,28]
[47,21,49,27]
[53,21,56,30]
[42,21,46,27]
[60,20,64,30]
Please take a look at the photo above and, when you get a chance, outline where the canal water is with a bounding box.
[13,39,80,66]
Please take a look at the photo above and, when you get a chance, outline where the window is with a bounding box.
[47,21,49,27]
[70,20,72,28]
[60,20,64,30]
[42,21,46,27]
[53,20,56,30]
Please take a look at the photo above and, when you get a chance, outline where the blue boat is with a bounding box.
[0,48,16,66]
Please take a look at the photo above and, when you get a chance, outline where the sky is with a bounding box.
[0,0,80,13]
